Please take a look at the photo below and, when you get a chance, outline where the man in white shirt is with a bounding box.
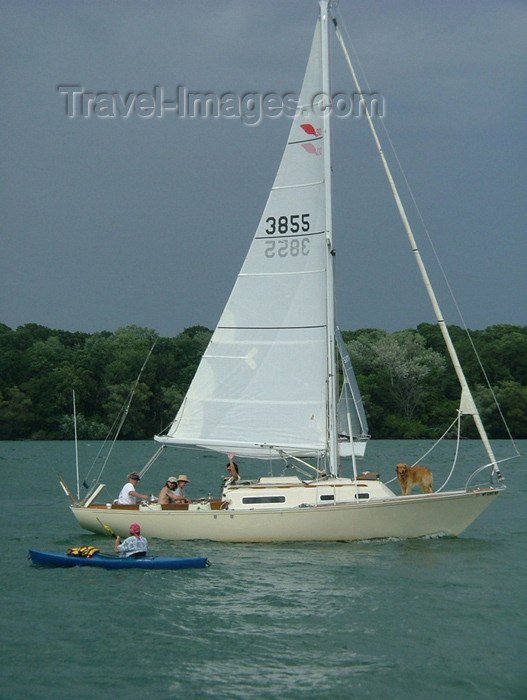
[117,472,149,505]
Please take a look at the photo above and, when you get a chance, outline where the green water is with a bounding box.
[2,440,525,699]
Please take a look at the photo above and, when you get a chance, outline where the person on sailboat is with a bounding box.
[114,523,148,558]
[173,475,191,504]
[117,472,149,505]
[223,454,240,485]
[157,477,181,505]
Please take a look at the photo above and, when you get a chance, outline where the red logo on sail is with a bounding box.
[301,123,318,136]
[300,123,322,153]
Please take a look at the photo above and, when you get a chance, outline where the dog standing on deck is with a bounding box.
[395,463,433,495]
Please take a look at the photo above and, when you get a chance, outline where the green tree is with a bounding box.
[345,328,446,437]
[0,387,35,438]
[474,379,527,439]
[0,322,524,440]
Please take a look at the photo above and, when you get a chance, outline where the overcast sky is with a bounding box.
[2,0,526,337]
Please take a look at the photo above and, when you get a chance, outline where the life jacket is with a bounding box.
[66,546,100,558]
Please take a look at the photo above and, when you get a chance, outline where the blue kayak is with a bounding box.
[29,549,209,570]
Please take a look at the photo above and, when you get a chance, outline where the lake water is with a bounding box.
[1,439,525,699]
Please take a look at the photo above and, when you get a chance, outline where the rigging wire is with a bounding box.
[82,340,158,496]
[332,6,519,458]
[434,414,461,493]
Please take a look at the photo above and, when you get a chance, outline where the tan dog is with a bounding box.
[395,463,433,495]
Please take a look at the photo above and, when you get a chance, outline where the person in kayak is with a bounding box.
[114,523,148,558]
[117,472,149,504]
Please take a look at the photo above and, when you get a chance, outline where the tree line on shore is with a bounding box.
[1,321,525,441]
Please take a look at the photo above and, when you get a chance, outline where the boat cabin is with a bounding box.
[222,475,396,511]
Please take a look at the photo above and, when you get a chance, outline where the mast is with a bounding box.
[320,0,339,476]
[332,16,500,478]
[73,389,80,500]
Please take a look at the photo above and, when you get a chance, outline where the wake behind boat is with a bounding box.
[29,549,209,570]
[67,1,516,543]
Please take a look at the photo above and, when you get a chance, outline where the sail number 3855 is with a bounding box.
[265,213,310,235]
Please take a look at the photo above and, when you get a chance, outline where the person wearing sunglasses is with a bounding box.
[158,477,180,505]
[117,471,149,505]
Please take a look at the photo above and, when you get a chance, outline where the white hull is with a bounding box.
[71,488,501,542]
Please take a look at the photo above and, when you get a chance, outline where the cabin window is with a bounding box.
[241,496,286,504]
[319,493,369,501]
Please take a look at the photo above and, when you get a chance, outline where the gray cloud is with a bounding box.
[1,0,526,335]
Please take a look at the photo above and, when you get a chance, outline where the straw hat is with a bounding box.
[176,474,189,483]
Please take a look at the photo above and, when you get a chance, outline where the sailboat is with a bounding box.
[70,1,511,542]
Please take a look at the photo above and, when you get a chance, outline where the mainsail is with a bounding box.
[157,21,333,459]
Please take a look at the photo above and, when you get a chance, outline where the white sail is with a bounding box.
[158,21,331,459]
[336,329,369,456]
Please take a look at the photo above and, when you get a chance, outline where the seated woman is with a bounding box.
[172,475,191,503]
[158,477,179,505]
